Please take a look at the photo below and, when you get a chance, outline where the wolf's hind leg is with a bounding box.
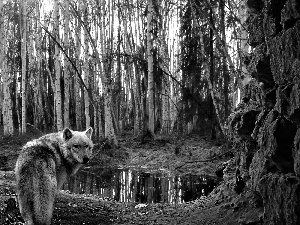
[32,158,57,225]
[16,158,57,225]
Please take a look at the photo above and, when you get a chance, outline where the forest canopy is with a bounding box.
[0,0,249,143]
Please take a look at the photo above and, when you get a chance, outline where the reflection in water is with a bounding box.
[62,168,216,204]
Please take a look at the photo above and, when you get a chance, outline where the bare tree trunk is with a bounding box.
[2,64,14,136]
[96,60,104,139]
[98,100,104,139]
[159,10,170,134]
[239,0,250,99]
[33,1,44,130]
[63,0,70,128]
[0,0,4,127]
[83,0,90,129]
[21,0,27,134]
[147,0,154,134]
[54,0,63,131]
[75,0,82,130]
[115,3,122,134]
[99,1,117,144]
[170,83,177,131]
[0,84,2,126]
[132,68,141,136]
[220,0,230,119]
[1,3,13,134]
[103,73,117,143]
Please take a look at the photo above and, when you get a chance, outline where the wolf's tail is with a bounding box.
[16,157,57,225]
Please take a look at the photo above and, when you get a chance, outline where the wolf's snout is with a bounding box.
[82,157,89,164]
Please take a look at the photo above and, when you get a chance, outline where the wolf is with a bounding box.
[15,127,93,225]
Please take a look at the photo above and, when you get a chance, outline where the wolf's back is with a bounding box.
[15,139,60,225]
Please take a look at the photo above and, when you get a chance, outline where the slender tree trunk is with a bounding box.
[208,4,219,139]
[96,58,104,139]
[2,1,13,134]
[170,83,176,131]
[103,73,117,143]
[132,67,141,136]
[147,0,154,134]
[98,1,117,144]
[0,0,4,127]
[115,3,122,133]
[21,0,27,134]
[0,0,3,66]
[75,0,82,130]
[33,1,44,130]
[2,64,14,135]
[54,0,63,131]
[93,66,98,138]
[63,0,70,128]
[159,29,170,133]
[220,0,230,119]
[98,99,104,139]
[239,0,250,99]
[83,0,90,129]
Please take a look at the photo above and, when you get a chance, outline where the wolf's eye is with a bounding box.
[73,144,80,149]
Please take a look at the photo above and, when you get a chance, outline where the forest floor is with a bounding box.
[0,127,264,225]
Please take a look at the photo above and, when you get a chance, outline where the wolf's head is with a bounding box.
[62,127,94,166]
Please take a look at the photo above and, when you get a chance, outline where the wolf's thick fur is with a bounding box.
[15,128,93,225]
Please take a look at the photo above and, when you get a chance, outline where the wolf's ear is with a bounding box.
[63,128,73,140]
[85,127,93,139]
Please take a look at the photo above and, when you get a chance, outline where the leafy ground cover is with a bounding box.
[0,129,263,224]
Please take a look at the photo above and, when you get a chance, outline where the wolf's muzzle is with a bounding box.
[82,157,89,164]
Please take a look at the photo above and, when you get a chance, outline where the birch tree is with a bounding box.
[54,0,63,131]
[33,1,44,130]
[0,0,4,126]
[75,0,82,130]
[20,0,27,133]
[83,0,90,129]
[1,24,14,135]
[219,0,230,118]
[147,0,155,134]
[121,1,139,135]
[2,63,14,136]
[158,0,171,133]
[239,1,250,95]
[1,1,13,135]
[101,1,117,144]
[63,0,70,128]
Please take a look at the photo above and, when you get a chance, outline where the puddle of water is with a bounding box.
[62,167,217,204]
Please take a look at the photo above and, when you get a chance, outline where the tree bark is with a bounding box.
[33,1,44,130]
[21,0,27,134]
[220,0,230,119]
[54,0,63,131]
[83,0,90,129]
[239,0,250,100]
[159,16,170,134]
[1,2,13,134]
[2,63,14,136]
[147,0,155,134]
[75,0,82,130]
[63,0,70,128]
[98,1,117,144]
